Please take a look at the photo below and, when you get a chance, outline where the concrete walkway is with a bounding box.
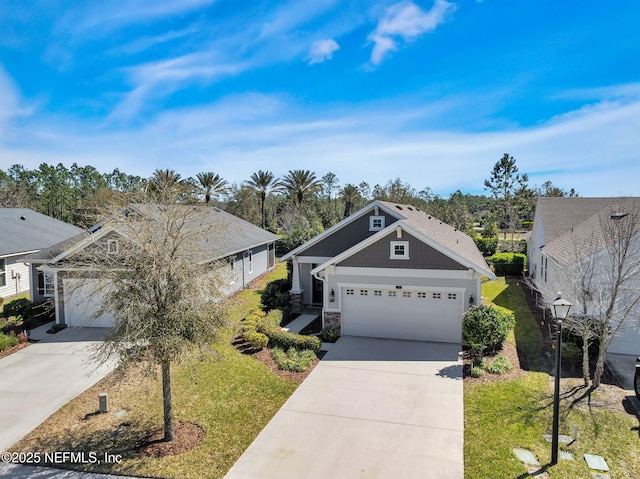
[0,463,140,479]
[0,327,115,451]
[281,312,319,334]
[225,336,464,479]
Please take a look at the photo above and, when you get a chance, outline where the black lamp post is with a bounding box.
[550,292,572,465]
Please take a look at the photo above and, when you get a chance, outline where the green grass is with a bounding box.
[11,263,298,479]
[465,278,640,478]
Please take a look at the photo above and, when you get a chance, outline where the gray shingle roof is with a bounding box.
[377,201,493,277]
[26,204,278,264]
[538,197,640,266]
[0,208,84,257]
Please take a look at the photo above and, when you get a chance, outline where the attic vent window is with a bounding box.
[611,212,628,219]
[369,216,385,231]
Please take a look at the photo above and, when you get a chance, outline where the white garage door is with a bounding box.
[63,278,115,328]
[341,286,463,343]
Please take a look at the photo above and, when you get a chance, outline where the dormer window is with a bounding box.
[370,216,385,231]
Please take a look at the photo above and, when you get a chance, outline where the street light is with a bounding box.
[550,292,572,466]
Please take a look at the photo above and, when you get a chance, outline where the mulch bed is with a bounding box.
[0,340,31,360]
[462,341,527,385]
[138,422,206,458]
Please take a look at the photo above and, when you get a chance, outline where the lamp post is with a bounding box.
[550,292,572,466]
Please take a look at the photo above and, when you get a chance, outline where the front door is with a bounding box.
[311,264,323,305]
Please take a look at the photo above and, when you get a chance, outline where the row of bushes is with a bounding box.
[240,309,321,353]
[474,237,527,256]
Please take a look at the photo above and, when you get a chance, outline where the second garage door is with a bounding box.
[341,286,463,343]
[63,278,115,328]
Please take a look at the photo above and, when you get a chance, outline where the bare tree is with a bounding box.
[69,197,228,441]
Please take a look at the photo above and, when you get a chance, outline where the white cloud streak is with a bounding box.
[368,0,457,65]
[308,39,340,64]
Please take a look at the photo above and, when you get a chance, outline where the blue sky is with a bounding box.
[1,0,639,197]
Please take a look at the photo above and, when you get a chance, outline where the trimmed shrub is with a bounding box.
[271,347,316,372]
[486,252,527,275]
[257,323,321,353]
[470,366,484,378]
[2,298,31,318]
[497,239,527,254]
[474,236,498,256]
[485,356,512,375]
[463,305,515,355]
[243,331,269,350]
[0,333,19,352]
[260,278,292,314]
[319,326,340,343]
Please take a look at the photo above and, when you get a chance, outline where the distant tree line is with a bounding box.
[0,155,577,251]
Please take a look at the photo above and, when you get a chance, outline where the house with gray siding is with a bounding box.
[0,208,83,302]
[281,201,494,344]
[25,205,278,328]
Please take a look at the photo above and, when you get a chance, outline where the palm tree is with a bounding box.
[149,169,183,202]
[196,172,228,203]
[279,169,322,205]
[246,170,278,228]
[339,184,361,218]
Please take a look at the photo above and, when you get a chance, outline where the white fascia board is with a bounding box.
[48,228,112,264]
[334,266,473,280]
[280,201,403,262]
[398,222,496,279]
[1,250,40,259]
[295,256,332,264]
[336,281,466,293]
[310,223,400,275]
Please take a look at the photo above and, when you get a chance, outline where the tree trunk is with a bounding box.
[581,340,590,387]
[161,360,174,441]
[592,342,606,388]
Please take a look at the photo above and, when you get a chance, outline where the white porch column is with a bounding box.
[291,255,302,293]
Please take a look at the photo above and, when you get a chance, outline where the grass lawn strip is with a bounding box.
[10,263,300,479]
[464,277,640,479]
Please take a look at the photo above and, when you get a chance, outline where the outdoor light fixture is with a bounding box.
[469,295,475,307]
[329,289,335,302]
[550,292,572,466]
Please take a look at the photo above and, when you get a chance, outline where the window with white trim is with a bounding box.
[369,216,385,231]
[107,239,119,255]
[248,250,253,274]
[44,272,55,296]
[229,258,236,284]
[390,241,409,259]
[0,259,5,287]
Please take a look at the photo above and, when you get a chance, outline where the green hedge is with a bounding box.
[463,305,515,355]
[474,236,498,256]
[242,331,269,350]
[486,252,526,275]
[257,324,321,353]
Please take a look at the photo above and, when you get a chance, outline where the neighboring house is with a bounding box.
[527,196,640,355]
[24,205,278,328]
[0,208,83,302]
[281,201,495,344]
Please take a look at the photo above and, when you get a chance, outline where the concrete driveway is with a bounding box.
[0,327,115,451]
[225,336,463,479]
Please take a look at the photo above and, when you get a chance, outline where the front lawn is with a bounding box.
[11,263,299,479]
[465,277,640,478]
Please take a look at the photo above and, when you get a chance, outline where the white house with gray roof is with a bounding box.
[25,205,278,328]
[0,208,83,302]
[281,201,495,344]
[528,196,640,355]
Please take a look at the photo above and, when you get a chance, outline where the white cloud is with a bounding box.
[308,39,340,64]
[368,0,457,65]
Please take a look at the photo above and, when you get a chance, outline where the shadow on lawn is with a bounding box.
[489,277,551,374]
